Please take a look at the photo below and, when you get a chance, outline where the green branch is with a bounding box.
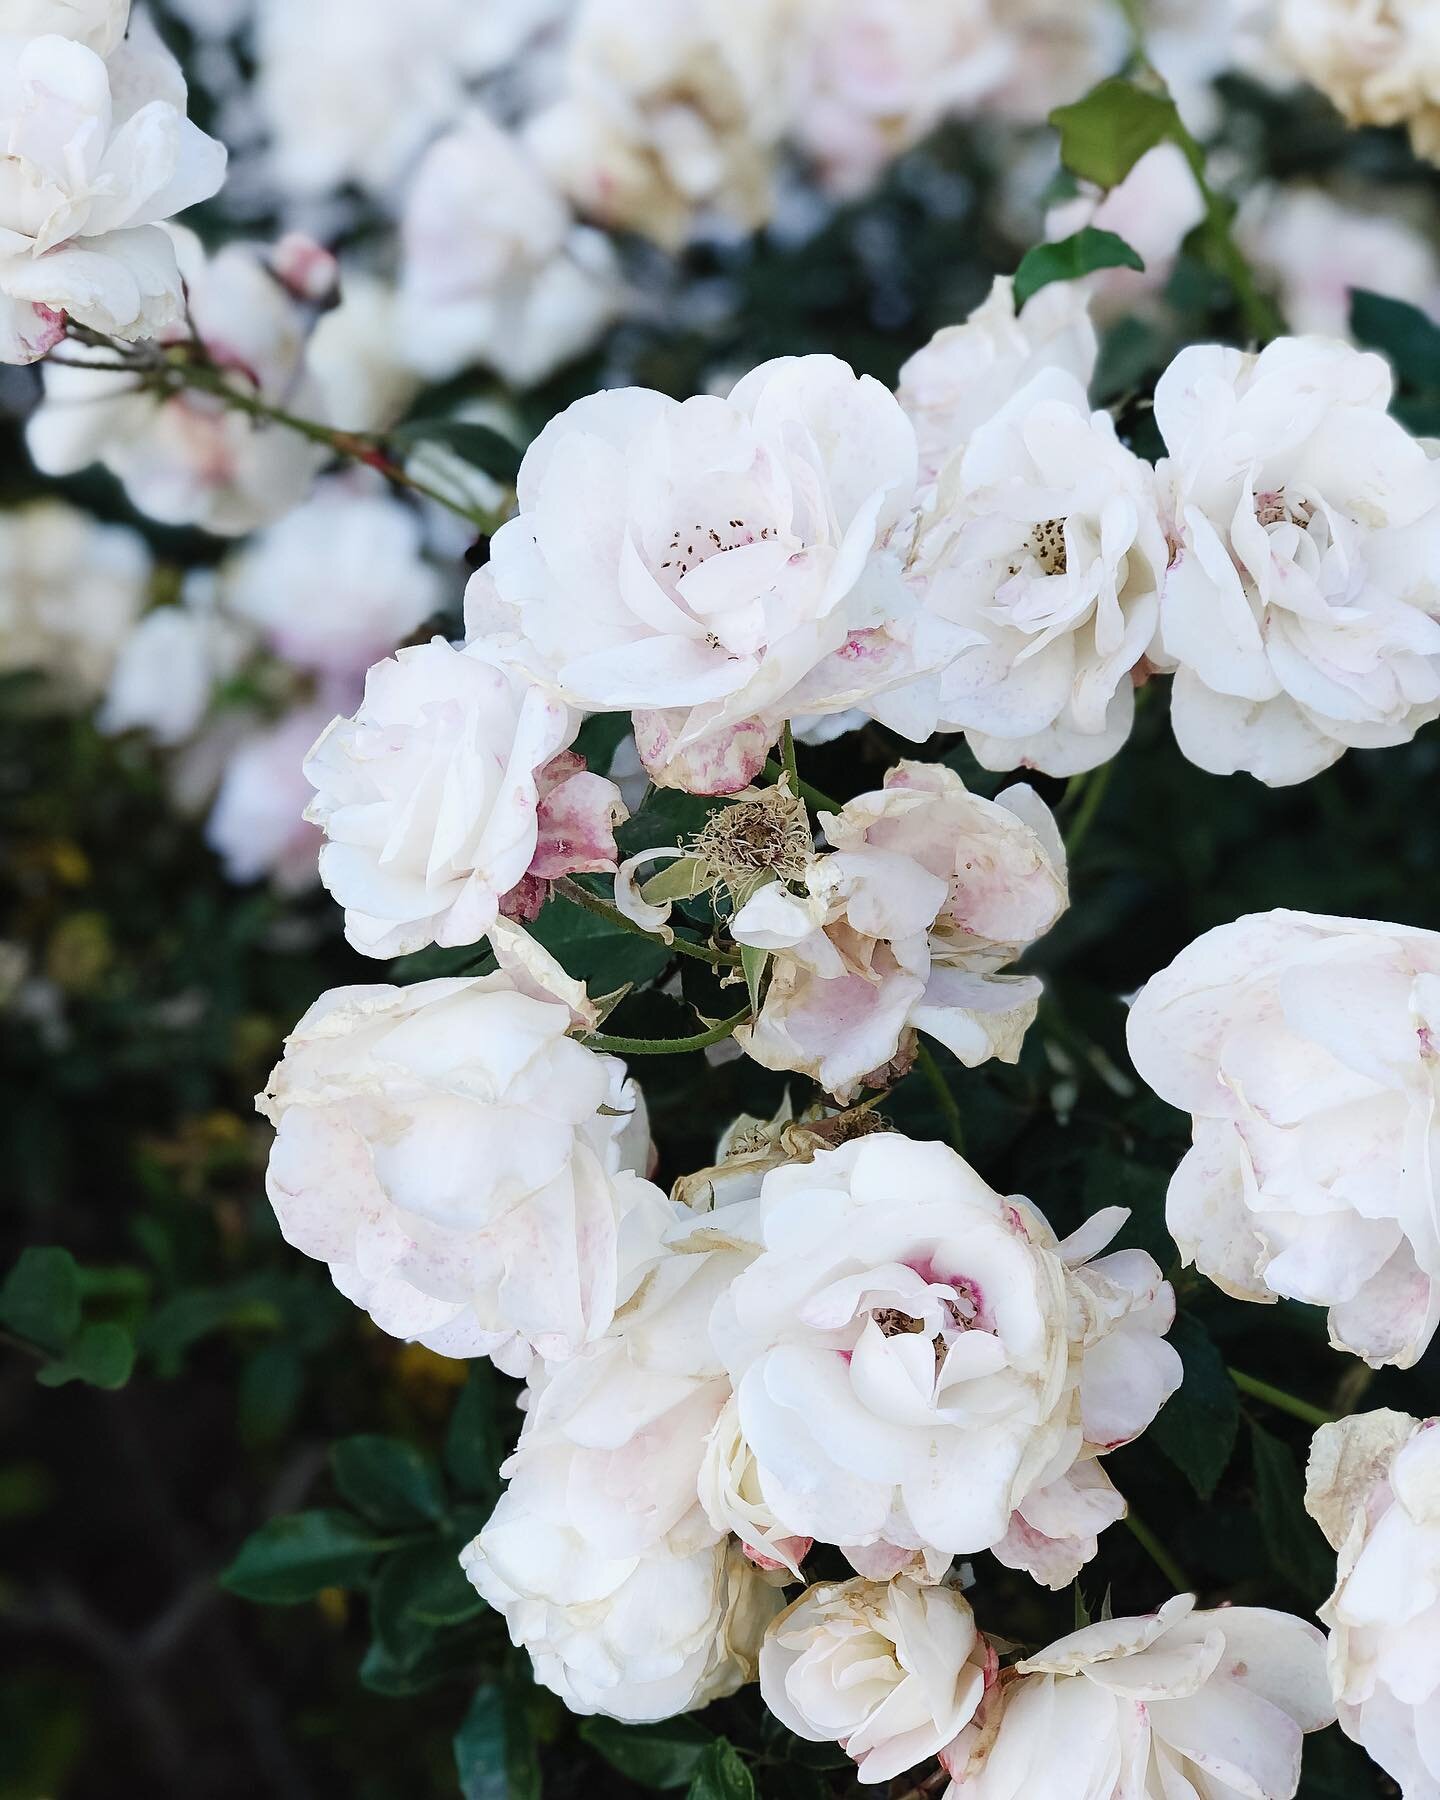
[1229,1368,1334,1430]
[581,1008,750,1056]
[551,877,738,968]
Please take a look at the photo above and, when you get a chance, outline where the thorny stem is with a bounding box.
[762,756,838,816]
[1229,1368,1335,1430]
[1124,1507,1192,1593]
[53,327,508,533]
[581,1007,751,1056]
[915,1043,964,1153]
[551,876,740,968]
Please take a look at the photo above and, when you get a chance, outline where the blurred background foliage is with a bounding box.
[5,21,1440,1799]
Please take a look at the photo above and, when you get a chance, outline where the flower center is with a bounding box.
[1255,489,1312,529]
[872,1307,925,1337]
[1026,517,1068,576]
[659,517,776,580]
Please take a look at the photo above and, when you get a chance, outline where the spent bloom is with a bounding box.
[760,1575,994,1783]
[727,763,1067,1102]
[1153,336,1440,784]
[1127,908,1440,1368]
[706,1134,1178,1579]
[257,935,668,1375]
[944,1593,1334,1800]
[0,1,226,361]
[470,354,923,794]
[398,112,619,390]
[1305,1409,1440,1799]
[304,637,626,959]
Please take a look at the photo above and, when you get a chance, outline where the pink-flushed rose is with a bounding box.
[1127,909,1440,1368]
[468,354,923,794]
[257,935,669,1376]
[1306,1409,1440,1798]
[304,637,626,959]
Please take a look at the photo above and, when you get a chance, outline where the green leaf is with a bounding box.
[739,944,769,1016]
[454,1676,541,1800]
[1249,1420,1333,1602]
[34,1321,134,1390]
[1049,79,1193,190]
[331,1435,446,1529]
[445,1364,505,1503]
[573,712,633,774]
[220,1509,386,1603]
[0,1247,81,1356]
[1349,289,1440,394]
[687,1740,754,1800]
[530,886,670,991]
[388,419,522,485]
[1149,1314,1239,1500]
[580,1717,714,1790]
[1013,229,1144,307]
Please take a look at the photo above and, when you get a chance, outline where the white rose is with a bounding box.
[99,580,249,746]
[304,638,626,959]
[730,764,1065,1101]
[524,0,799,248]
[256,952,669,1375]
[707,1135,1175,1572]
[0,8,226,361]
[1305,1409,1440,1799]
[206,702,330,892]
[1277,0,1440,165]
[1127,909,1440,1368]
[915,366,1168,775]
[28,230,329,534]
[398,113,619,389]
[463,1213,782,1720]
[1237,185,1440,342]
[1044,142,1207,320]
[1154,336,1440,785]
[0,498,149,701]
[472,353,921,793]
[897,275,1097,486]
[224,482,441,678]
[946,1594,1334,1800]
[762,1575,993,1784]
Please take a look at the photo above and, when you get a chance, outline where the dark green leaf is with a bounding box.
[687,1739,754,1800]
[331,1435,446,1529]
[34,1321,134,1390]
[454,1676,541,1800]
[1150,1314,1239,1499]
[0,1247,81,1356]
[1013,229,1144,306]
[1049,80,1193,190]
[580,1716,714,1789]
[530,885,670,991]
[739,944,769,1016]
[445,1364,506,1503]
[574,712,634,774]
[1350,289,1440,393]
[220,1509,386,1604]
[389,419,522,485]
[371,1541,484,1673]
[1249,1420,1333,1603]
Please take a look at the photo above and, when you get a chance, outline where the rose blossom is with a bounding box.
[913,367,1168,774]
[0,3,226,361]
[224,482,442,679]
[1305,1409,1440,1798]
[205,702,330,892]
[462,1204,782,1720]
[1276,0,1440,166]
[943,1594,1334,1800]
[706,1134,1178,1576]
[28,230,331,535]
[303,637,626,959]
[0,498,149,701]
[99,577,249,746]
[761,1576,994,1784]
[398,112,619,390]
[1153,336,1440,785]
[897,275,1097,486]
[726,764,1066,1102]
[257,935,669,1376]
[1126,908,1440,1368]
[469,354,922,793]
